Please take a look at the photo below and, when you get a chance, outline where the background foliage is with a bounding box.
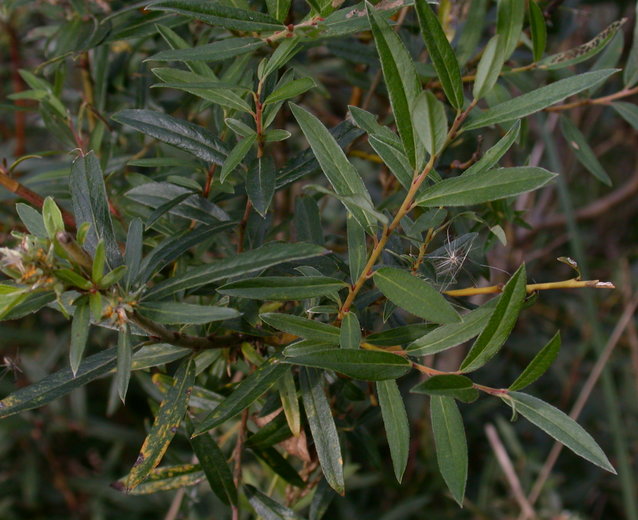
[1,1,638,519]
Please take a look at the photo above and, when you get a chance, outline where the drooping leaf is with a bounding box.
[505,392,615,473]
[285,349,411,381]
[0,347,118,418]
[218,276,347,301]
[70,298,91,376]
[460,264,527,372]
[137,302,241,324]
[414,0,464,109]
[509,332,560,391]
[193,359,288,435]
[112,109,228,165]
[127,358,195,490]
[411,374,478,403]
[430,396,468,506]
[261,313,340,344]
[414,90,448,156]
[464,69,618,130]
[407,301,496,356]
[145,242,327,300]
[146,2,285,32]
[377,379,409,482]
[290,103,376,231]
[612,101,638,130]
[300,368,344,495]
[366,2,421,167]
[373,267,460,324]
[416,167,556,207]
[70,152,122,269]
[559,116,612,185]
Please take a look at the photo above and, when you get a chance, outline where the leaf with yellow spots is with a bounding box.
[126,358,195,491]
[112,464,204,495]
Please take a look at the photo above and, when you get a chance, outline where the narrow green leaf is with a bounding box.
[430,396,468,506]
[366,2,421,167]
[407,301,495,356]
[251,446,305,487]
[92,240,106,282]
[529,0,547,62]
[261,313,340,344]
[472,35,506,100]
[416,167,556,207]
[463,120,521,176]
[290,103,376,231]
[340,312,361,350]
[70,152,122,269]
[347,214,367,284]
[455,0,488,65]
[283,340,338,358]
[42,197,64,239]
[124,218,143,289]
[70,299,91,376]
[612,101,638,130]
[53,269,93,290]
[156,23,218,79]
[246,157,276,217]
[368,135,413,189]
[16,203,47,238]
[113,464,204,496]
[189,425,237,505]
[278,369,301,436]
[414,91,448,156]
[98,265,128,288]
[193,359,288,435]
[509,332,560,391]
[295,197,323,245]
[127,358,195,490]
[625,2,638,87]
[560,116,612,185]
[373,267,460,324]
[112,109,228,165]
[460,264,527,372]
[377,380,409,482]
[414,0,464,109]
[286,349,411,381]
[464,69,618,130]
[132,344,190,371]
[265,77,316,105]
[506,392,615,473]
[266,0,291,23]
[2,291,54,321]
[218,276,347,301]
[146,2,284,32]
[245,484,305,520]
[411,374,478,403]
[145,242,327,300]
[300,368,344,495]
[117,325,133,403]
[496,0,525,61]
[309,479,336,520]
[137,302,241,324]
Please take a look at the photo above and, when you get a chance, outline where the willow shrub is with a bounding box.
[0,0,634,516]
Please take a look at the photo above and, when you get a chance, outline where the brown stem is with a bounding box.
[545,85,638,112]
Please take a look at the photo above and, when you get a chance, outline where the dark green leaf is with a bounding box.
[70,152,122,269]
[0,347,117,418]
[300,368,344,495]
[124,218,143,288]
[529,0,547,62]
[430,396,468,506]
[496,0,525,61]
[612,101,638,130]
[137,302,241,324]
[347,214,367,284]
[310,479,336,520]
[285,349,411,381]
[290,103,376,231]
[261,313,340,344]
[218,276,347,300]
[560,116,611,185]
[414,91,448,156]
[625,2,638,87]
[464,69,618,130]
[145,242,327,300]
[377,380,409,482]
[127,358,195,490]
[132,344,190,371]
[245,484,305,520]
[193,359,288,435]
[1,291,55,321]
[146,2,284,32]
[340,312,361,350]
[367,2,421,167]
[463,121,521,176]
[411,374,478,403]
[407,302,495,356]
[416,167,556,207]
[70,299,91,376]
[472,35,506,100]
[251,446,305,487]
[283,340,338,358]
[246,157,276,217]
[414,0,464,109]
[149,36,265,62]
[373,267,460,324]
[505,392,615,473]
[221,135,256,182]
[460,265,527,372]
[265,77,316,105]
[116,325,133,403]
[266,0,291,23]
[509,332,560,391]
[112,109,228,165]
